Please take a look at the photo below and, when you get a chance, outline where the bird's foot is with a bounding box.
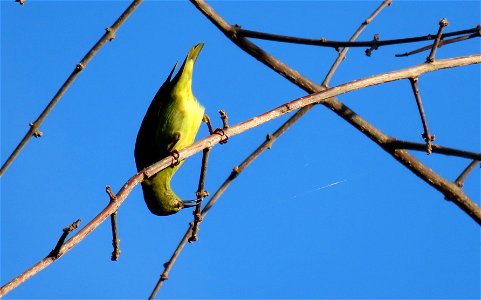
[213,128,229,144]
[170,150,180,167]
[203,110,229,144]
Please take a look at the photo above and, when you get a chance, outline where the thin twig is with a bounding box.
[190,0,481,223]
[106,186,121,261]
[0,0,143,177]
[386,139,481,160]
[151,2,432,297]
[454,160,480,188]
[427,18,449,62]
[148,225,193,299]
[218,109,229,128]
[409,77,435,154]
[396,31,481,57]
[150,146,212,297]
[2,53,481,297]
[235,25,478,50]
[48,219,81,258]
[189,147,211,243]
[323,0,392,86]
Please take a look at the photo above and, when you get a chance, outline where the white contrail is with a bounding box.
[315,179,346,190]
[290,179,346,199]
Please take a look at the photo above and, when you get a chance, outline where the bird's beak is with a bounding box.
[182,199,201,208]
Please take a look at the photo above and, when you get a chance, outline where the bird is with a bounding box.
[134,43,205,216]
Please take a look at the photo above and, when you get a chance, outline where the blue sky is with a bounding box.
[1,1,480,299]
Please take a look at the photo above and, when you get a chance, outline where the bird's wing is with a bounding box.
[134,61,180,171]
[153,61,179,117]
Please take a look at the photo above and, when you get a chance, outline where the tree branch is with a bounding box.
[323,0,392,86]
[396,30,481,57]
[455,160,480,188]
[235,25,479,52]
[190,0,481,225]
[2,50,480,299]
[409,77,435,153]
[0,0,143,177]
[386,139,481,160]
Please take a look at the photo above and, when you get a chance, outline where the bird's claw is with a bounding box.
[170,150,180,167]
[213,128,229,144]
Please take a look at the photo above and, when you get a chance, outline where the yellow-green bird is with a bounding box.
[134,43,205,216]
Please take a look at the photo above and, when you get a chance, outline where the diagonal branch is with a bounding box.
[455,160,480,188]
[190,0,481,224]
[149,1,481,296]
[0,0,143,177]
[2,53,480,297]
[151,2,391,297]
[323,0,392,86]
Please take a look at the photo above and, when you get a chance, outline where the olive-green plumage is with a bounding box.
[134,43,205,216]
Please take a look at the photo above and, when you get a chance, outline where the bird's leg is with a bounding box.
[203,111,229,144]
[167,132,181,167]
[202,114,215,135]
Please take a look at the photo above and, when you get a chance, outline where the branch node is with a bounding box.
[76,63,85,71]
[105,27,116,41]
[365,34,380,57]
[196,190,209,198]
[29,122,43,138]
[160,272,169,281]
[106,185,117,202]
[439,18,449,27]
[266,134,274,149]
[49,219,81,258]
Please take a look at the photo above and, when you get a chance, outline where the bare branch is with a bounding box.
[386,139,481,160]
[2,49,480,297]
[455,160,480,188]
[427,18,449,62]
[396,30,481,57]
[48,219,81,258]
[106,186,121,261]
[323,0,392,86]
[0,172,143,297]
[235,24,478,52]
[190,0,481,225]
[409,77,435,154]
[189,147,211,243]
[148,225,193,300]
[146,1,481,296]
[0,0,143,177]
